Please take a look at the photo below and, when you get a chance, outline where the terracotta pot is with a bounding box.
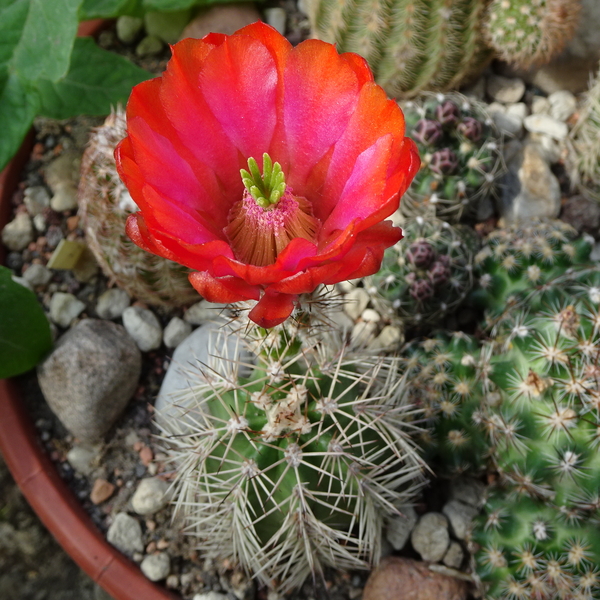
[0,21,177,600]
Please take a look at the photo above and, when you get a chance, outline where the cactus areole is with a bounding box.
[115,22,420,328]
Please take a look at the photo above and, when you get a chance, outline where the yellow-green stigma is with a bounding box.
[240,153,286,209]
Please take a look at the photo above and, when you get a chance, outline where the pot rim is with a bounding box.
[0,19,178,600]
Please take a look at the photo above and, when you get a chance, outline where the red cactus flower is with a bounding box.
[115,22,419,328]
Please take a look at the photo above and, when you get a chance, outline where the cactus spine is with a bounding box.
[161,316,426,591]
[78,107,198,308]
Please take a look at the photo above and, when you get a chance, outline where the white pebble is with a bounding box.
[131,477,170,515]
[49,292,85,328]
[548,90,577,122]
[140,552,170,581]
[122,306,162,351]
[523,114,568,140]
[23,264,52,287]
[163,316,192,348]
[263,7,286,34]
[96,288,131,320]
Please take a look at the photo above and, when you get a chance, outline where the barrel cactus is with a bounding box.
[483,0,582,69]
[78,107,198,308]
[160,319,426,591]
[368,216,477,327]
[400,93,503,223]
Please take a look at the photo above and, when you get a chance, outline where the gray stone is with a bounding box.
[131,477,170,516]
[442,499,478,540]
[368,325,403,352]
[385,505,418,550]
[50,184,79,212]
[449,477,486,508]
[531,96,550,115]
[49,292,86,328]
[183,300,227,325]
[107,513,144,555]
[140,552,170,581]
[66,445,100,476]
[490,108,523,137]
[523,114,568,140]
[410,512,450,562]
[144,9,191,44]
[23,186,50,216]
[37,319,141,442]
[33,213,46,232]
[96,288,131,320]
[1,212,34,251]
[116,15,144,44]
[135,35,164,57]
[122,306,162,352]
[45,152,80,194]
[163,316,192,348]
[343,288,370,321]
[548,90,577,122]
[443,541,464,569]
[264,7,286,34]
[23,264,52,287]
[486,75,525,104]
[529,132,562,164]
[179,4,262,40]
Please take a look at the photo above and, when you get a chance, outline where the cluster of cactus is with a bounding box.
[569,65,600,203]
[367,216,477,327]
[472,218,594,318]
[306,0,581,98]
[159,306,426,591]
[483,0,582,69]
[400,93,503,223]
[78,107,198,308]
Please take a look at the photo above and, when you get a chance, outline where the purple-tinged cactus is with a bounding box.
[406,240,436,269]
[410,278,435,301]
[436,100,461,126]
[412,119,444,146]
[428,261,451,286]
[457,117,483,142]
[429,149,459,176]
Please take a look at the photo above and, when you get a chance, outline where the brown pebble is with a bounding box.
[133,441,143,452]
[146,520,157,532]
[90,478,116,505]
[66,215,80,231]
[156,539,169,550]
[146,541,157,554]
[32,143,45,160]
[362,557,469,600]
[139,445,153,466]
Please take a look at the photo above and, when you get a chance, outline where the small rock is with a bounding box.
[264,7,286,34]
[561,194,600,236]
[192,593,229,600]
[548,90,577,122]
[183,300,227,325]
[344,288,370,320]
[37,319,142,442]
[49,292,86,328]
[50,184,79,212]
[523,114,568,140]
[368,325,403,352]
[66,444,99,476]
[107,513,144,555]
[166,574,179,588]
[529,132,562,164]
[163,316,192,348]
[441,500,478,540]
[23,186,50,216]
[443,542,464,569]
[45,151,80,193]
[506,102,528,120]
[116,15,144,44]
[96,288,131,320]
[410,512,450,562]
[33,213,47,232]
[22,263,52,287]
[449,477,485,508]
[1,213,34,251]
[362,556,468,600]
[361,308,381,323]
[385,505,418,550]
[531,96,550,115]
[140,552,170,581]
[179,4,262,39]
[90,478,116,504]
[136,35,164,57]
[491,110,523,137]
[145,9,191,44]
[122,306,163,352]
[131,477,170,516]
[486,74,525,104]
[350,320,377,347]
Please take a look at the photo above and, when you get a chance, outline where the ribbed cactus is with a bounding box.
[160,318,426,591]
[367,216,477,327]
[483,0,582,69]
[305,0,492,98]
[472,219,593,319]
[568,65,600,202]
[78,107,198,308]
[400,93,503,223]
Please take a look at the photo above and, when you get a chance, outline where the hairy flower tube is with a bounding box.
[116,22,419,327]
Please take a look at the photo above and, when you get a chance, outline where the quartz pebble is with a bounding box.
[23,264,52,287]
[1,213,34,251]
[385,504,418,550]
[183,300,227,325]
[49,292,85,328]
[122,306,163,352]
[116,15,144,43]
[343,287,370,320]
[443,541,464,569]
[441,499,478,540]
[548,90,577,122]
[131,477,170,516]
[107,513,144,555]
[179,4,262,40]
[523,114,568,140]
[140,552,170,581]
[163,316,192,348]
[192,593,229,600]
[66,445,99,476]
[23,186,50,216]
[486,74,525,104]
[96,288,131,320]
[264,7,286,33]
[410,512,450,562]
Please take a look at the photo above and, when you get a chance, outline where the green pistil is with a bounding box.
[241,153,286,209]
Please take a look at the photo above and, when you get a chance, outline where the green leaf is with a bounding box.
[142,0,203,9]
[36,37,151,119]
[0,68,39,172]
[78,0,143,19]
[4,0,82,82]
[0,266,52,379]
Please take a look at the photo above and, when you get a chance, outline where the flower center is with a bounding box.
[224,153,319,267]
